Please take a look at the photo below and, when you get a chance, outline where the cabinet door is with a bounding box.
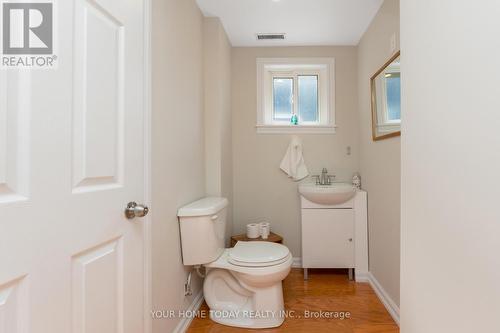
[302,209,354,268]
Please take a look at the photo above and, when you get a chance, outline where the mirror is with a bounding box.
[371,51,401,141]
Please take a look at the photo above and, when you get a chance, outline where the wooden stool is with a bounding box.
[230,232,283,247]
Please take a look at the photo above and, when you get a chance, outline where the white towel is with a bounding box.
[280,136,309,181]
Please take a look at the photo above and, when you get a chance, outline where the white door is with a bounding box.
[0,0,147,332]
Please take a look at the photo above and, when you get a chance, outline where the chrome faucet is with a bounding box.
[313,168,335,185]
[320,168,328,185]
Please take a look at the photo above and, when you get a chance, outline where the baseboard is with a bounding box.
[367,272,400,326]
[292,257,302,268]
[173,290,204,333]
[354,271,369,282]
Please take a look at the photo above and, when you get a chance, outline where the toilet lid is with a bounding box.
[229,241,290,267]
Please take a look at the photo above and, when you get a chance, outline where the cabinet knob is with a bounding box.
[348,238,353,242]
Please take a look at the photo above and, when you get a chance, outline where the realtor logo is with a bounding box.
[1,1,57,68]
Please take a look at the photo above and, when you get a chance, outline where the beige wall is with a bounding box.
[401,1,500,332]
[151,0,205,332]
[357,0,400,306]
[204,17,233,243]
[231,47,359,256]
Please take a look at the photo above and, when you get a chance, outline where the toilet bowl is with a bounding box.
[203,242,293,328]
[177,197,293,329]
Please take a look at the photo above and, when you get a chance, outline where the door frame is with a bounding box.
[143,0,153,332]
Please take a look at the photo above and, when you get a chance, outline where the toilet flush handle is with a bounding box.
[211,215,218,221]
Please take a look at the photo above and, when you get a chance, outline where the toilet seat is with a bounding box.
[205,246,292,274]
[229,242,290,267]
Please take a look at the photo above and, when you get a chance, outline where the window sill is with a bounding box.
[376,123,401,133]
[256,124,337,134]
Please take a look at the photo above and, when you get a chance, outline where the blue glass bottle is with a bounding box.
[291,114,298,125]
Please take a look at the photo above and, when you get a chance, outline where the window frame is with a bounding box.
[257,58,336,134]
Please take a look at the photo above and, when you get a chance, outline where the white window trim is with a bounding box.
[256,57,336,134]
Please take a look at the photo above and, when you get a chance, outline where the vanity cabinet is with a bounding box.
[302,208,354,268]
[300,191,368,281]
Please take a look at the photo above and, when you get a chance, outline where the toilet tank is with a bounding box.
[177,197,228,266]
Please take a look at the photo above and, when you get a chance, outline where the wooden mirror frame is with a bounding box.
[370,51,401,141]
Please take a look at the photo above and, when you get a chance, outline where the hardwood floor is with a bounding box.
[187,268,399,333]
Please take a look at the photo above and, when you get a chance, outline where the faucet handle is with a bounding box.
[311,175,320,185]
[327,175,336,185]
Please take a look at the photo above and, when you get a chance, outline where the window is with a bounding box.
[273,77,294,121]
[385,72,401,121]
[271,76,319,123]
[298,75,319,122]
[257,58,336,134]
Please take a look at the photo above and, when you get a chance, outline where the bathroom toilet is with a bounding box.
[178,197,293,329]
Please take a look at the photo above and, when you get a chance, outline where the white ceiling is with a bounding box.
[196,0,384,47]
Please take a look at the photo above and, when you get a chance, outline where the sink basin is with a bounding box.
[298,182,356,205]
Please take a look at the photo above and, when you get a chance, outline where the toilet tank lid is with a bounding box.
[177,197,228,217]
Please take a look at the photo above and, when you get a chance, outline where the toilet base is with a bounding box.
[203,268,288,329]
[209,310,285,329]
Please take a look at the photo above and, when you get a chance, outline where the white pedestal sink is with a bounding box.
[298,182,356,205]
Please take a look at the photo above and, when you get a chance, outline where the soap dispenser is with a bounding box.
[352,173,361,190]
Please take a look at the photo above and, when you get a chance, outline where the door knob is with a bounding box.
[125,202,149,219]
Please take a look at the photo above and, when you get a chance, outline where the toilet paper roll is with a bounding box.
[246,223,260,239]
[260,224,270,240]
[259,222,271,236]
